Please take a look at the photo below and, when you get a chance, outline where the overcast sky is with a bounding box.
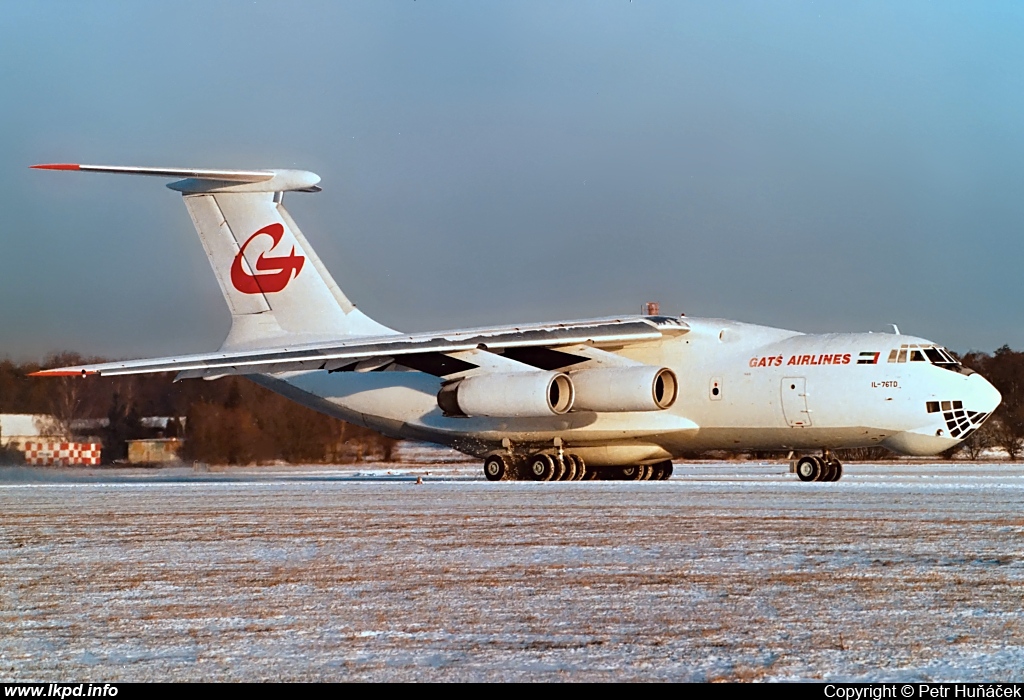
[3,1,1024,361]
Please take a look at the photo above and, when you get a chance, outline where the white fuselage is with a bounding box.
[32,164,1002,471]
[254,317,1001,466]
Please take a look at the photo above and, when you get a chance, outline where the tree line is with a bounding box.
[0,353,396,465]
[1,346,1023,465]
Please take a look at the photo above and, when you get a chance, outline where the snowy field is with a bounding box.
[1,460,1024,682]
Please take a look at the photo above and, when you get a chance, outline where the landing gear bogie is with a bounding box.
[484,453,675,482]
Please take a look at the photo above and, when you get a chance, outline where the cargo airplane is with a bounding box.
[30,163,1001,482]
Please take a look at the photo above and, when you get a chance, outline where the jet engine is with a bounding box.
[570,366,677,412]
[437,371,575,417]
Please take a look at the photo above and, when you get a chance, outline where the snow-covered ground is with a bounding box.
[1,461,1023,682]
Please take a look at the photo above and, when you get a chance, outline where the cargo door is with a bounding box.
[781,377,812,427]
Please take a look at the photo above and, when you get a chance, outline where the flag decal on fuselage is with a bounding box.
[857,351,881,365]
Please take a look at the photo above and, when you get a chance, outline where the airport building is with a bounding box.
[0,413,187,466]
[0,413,62,451]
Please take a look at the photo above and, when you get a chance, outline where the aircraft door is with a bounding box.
[781,377,812,427]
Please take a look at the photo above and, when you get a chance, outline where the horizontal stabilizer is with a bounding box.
[31,163,321,193]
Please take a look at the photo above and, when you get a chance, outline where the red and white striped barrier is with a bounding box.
[23,441,102,466]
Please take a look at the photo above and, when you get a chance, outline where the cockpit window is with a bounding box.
[887,343,966,373]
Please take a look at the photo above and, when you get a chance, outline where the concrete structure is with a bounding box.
[127,438,184,464]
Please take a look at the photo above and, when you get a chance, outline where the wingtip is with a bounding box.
[30,163,81,171]
[28,369,96,377]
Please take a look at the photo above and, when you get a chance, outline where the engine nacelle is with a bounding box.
[438,371,575,417]
[570,366,677,412]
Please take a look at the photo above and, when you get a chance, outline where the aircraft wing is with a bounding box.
[31,316,687,379]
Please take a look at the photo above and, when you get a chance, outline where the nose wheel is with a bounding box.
[795,454,843,482]
[824,458,842,481]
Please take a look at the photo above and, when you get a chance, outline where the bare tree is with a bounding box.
[37,352,94,439]
[47,376,84,439]
[991,409,1024,461]
[959,422,995,460]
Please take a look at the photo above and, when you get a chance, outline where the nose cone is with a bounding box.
[882,369,1002,456]
[969,372,1002,415]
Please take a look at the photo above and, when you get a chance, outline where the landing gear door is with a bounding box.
[781,377,812,427]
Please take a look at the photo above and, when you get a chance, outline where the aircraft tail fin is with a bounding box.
[32,164,395,349]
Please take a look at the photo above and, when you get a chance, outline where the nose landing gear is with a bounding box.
[794,452,844,482]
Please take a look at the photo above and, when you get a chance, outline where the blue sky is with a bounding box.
[3,1,1024,359]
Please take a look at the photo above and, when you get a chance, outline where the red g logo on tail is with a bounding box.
[230,224,305,294]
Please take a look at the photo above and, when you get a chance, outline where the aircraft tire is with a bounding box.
[620,465,644,481]
[571,455,587,480]
[827,459,843,482]
[561,454,575,480]
[561,455,578,481]
[552,455,568,481]
[650,460,673,480]
[484,455,511,482]
[529,454,557,481]
[584,460,604,480]
[820,460,837,482]
[796,456,822,482]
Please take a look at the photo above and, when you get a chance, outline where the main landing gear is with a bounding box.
[482,452,674,482]
[793,451,844,482]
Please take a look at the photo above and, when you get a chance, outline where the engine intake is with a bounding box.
[438,371,574,418]
[570,366,677,412]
